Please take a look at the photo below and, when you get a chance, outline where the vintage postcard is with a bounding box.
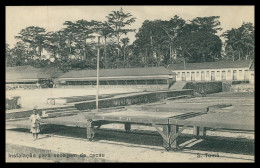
[6,6,254,162]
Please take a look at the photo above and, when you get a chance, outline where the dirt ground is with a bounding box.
[6,126,254,162]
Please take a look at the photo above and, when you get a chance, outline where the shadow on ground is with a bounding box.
[7,125,254,156]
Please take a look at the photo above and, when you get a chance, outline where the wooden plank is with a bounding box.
[168,112,254,131]
[179,138,197,147]
[185,139,204,148]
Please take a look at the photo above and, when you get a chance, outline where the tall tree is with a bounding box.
[15,26,46,59]
[44,31,60,61]
[176,31,222,62]
[63,20,95,61]
[6,43,13,66]
[222,22,254,61]
[133,16,223,65]
[120,37,130,62]
[173,16,222,64]
[8,41,35,66]
[106,8,136,58]
[93,21,114,69]
[161,15,186,62]
[190,16,222,34]
[134,20,168,66]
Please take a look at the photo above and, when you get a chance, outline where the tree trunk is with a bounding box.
[53,49,56,58]
[157,45,160,66]
[150,35,154,58]
[69,40,72,53]
[145,48,148,67]
[83,44,87,61]
[170,44,172,63]
[238,50,241,61]
[34,47,37,58]
[104,36,107,69]
[183,51,186,70]
[38,45,42,57]
[174,49,177,59]
[183,58,186,70]
[117,35,120,57]
[123,46,126,62]
[246,46,249,60]
[231,46,235,61]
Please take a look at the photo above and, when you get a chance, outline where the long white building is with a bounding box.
[168,60,254,83]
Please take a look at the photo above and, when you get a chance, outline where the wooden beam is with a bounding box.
[124,123,131,132]
[150,120,169,144]
[193,126,199,136]
[169,121,191,146]
[199,127,206,137]
[169,125,179,149]
[163,125,170,148]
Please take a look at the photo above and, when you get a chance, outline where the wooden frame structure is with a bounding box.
[6,92,254,151]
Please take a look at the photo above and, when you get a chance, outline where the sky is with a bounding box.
[6,6,254,48]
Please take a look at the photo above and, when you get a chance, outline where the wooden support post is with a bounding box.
[124,123,131,132]
[193,126,199,137]
[169,125,179,149]
[163,124,180,150]
[199,127,206,137]
[86,119,94,140]
[151,122,169,144]
[162,125,170,149]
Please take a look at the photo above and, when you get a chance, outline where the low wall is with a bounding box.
[57,84,169,90]
[6,106,74,120]
[75,89,194,110]
[183,82,222,94]
[222,82,232,92]
[6,84,39,90]
[6,109,38,120]
[47,95,113,105]
[222,82,254,92]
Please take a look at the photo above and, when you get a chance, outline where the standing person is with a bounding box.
[36,82,40,89]
[29,107,41,140]
[49,80,53,88]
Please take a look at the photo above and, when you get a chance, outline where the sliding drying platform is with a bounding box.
[6,93,254,151]
[79,105,253,150]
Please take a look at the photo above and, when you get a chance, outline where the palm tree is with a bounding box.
[106,8,136,57]
[120,37,130,62]
[93,21,114,69]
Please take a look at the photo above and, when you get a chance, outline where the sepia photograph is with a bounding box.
[5,5,254,162]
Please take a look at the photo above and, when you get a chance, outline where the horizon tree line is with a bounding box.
[6,8,255,72]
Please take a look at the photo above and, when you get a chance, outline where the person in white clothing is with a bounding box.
[29,107,41,140]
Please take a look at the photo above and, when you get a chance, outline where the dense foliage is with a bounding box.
[221,22,254,61]
[6,8,254,72]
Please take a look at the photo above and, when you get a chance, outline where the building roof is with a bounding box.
[59,67,175,80]
[6,65,36,73]
[249,61,254,71]
[6,66,63,83]
[37,66,64,78]
[6,66,40,82]
[168,60,253,71]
